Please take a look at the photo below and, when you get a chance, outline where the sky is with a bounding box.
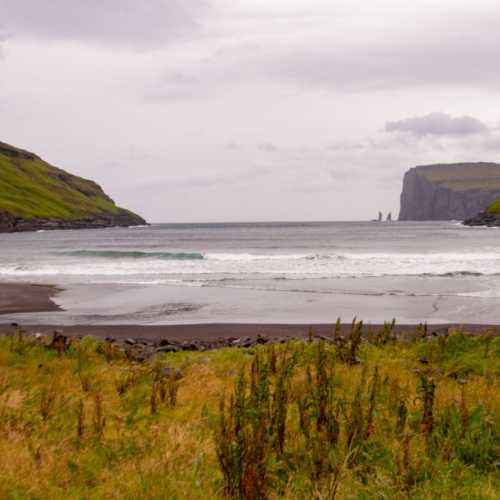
[1,0,500,222]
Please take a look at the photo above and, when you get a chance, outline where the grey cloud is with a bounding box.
[385,113,488,137]
[272,34,500,91]
[144,70,201,100]
[257,143,278,153]
[327,140,367,152]
[198,8,500,93]
[138,7,500,103]
[160,71,198,85]
[0,33,6,60]
[0,0,209,48]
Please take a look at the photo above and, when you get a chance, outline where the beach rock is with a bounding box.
[431,327,449,337]
[181,342,199,351]
[133,351,149,362]
[159,339,175,347]
[156,344,179,353]
[314,334,331,342]
[47,330,71,353]
[463,210,500,227]
[124,338,136,345]
[133,347,155,362]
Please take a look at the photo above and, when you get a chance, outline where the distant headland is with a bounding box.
[0,141,146,233]
[398,162,500,222]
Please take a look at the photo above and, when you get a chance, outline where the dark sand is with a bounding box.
[0,283,497,341]
[0,283,61,315]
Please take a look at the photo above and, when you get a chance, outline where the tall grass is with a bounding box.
[0,326,498,498]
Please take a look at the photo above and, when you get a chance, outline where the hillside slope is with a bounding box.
[398,162,500,221]
[0,141,146,232]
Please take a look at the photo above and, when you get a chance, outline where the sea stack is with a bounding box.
[398,162,500,221]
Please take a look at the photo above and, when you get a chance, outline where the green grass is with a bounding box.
[0,142,137,221]
[0,325,498,498]
[417,163,500,192]
[486,199,500,215]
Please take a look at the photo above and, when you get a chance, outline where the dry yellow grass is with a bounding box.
[0,330,498,499]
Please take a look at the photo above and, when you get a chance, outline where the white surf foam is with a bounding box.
[1,251,500,281]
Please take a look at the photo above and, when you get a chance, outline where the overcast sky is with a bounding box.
[1,0,500,222]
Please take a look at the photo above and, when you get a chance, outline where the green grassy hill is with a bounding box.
[417,162,500,192]
[0,141,145,231]
[486,198,500,214]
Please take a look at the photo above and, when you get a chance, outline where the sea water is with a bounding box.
[1,221,499,324]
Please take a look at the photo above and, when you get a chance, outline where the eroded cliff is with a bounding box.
[398,163,500,221]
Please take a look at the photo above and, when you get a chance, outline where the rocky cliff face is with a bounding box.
[0,140,146,233]
[398,163,500,221]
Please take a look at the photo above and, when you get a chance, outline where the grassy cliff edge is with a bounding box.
[486,199,500,215]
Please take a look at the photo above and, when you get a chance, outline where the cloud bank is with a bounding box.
[385,113,489,137]
[0,0,209,48]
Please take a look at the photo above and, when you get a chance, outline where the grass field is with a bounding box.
[0,323,499,499]
[417,163,500,192]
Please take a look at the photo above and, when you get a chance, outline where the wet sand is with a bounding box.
[0,283,61,315]
[0,283,497,341]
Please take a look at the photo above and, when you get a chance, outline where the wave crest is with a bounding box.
[61,250,204,260]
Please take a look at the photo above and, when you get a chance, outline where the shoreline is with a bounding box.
[1,282,498,342]
[1,322,498,344]
[0,283,62,315]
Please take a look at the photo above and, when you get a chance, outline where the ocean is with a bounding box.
[1,221,500,324]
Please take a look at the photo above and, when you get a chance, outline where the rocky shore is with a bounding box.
[0,211,146,233]
[463,210,500,227]
[3,322,460,365]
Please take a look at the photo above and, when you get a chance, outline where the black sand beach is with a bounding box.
[0,283,61,315]
[0,283,497,342]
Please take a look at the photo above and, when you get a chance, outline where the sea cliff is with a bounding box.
[0,141,146,232]
[398,163,500,221]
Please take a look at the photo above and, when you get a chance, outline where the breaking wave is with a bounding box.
[60,250,205,260]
